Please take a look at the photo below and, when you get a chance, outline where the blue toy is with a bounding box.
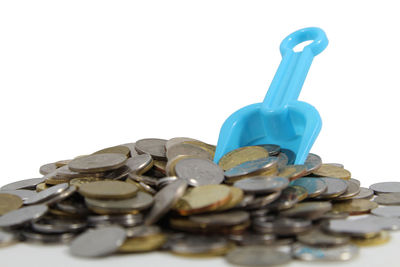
[214,27,328,165]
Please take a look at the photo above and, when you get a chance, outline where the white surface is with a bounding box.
[1,0,400,266]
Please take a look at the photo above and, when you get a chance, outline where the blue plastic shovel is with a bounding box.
[214,27,328,165]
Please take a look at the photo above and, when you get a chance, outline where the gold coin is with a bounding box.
[351,231,390,246]
[225,167,279,184]
[169,217,250,235]
[78,180,139,199]
[218,146,269,171]
[69,177,106,188]
[278,165,307,181]
[0,194,23,215]
[332,199,378,215]
[45,177,71,185]
[174,185,232,215]
[183,140,216,159]
[93,145,130,157]
[216,187,244,211]
[166,155,193,176]
[312,164,351,180]
[119,233,166,252]
[36,182,50,192]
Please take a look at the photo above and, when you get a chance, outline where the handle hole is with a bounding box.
[293,40,313,52]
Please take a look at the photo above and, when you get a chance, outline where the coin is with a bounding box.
[370,182,400,194]
[325,163,344,168]
[292,243,359,261]
[280,148,296,165]
[166,137,198,150]
[218,146,269,171]
[312,164,351,180]
[39,162,58,175]
[277,152,288,170]
[374,193,400,205]
[68,153,128,173]
[0,189,35,202]
[170,235,231,256]
[0,194,23,215]
[126,179,157,195]
[304,153,322,174]
[290,177,327,198]
[24,183,70,205]
[119,233,167,252]
[21,230,75,244]
[332,199,378,215]
[156,176,179,188]
[135,138,167,160]
[317,177,348,199]
[126,154,153,174]
[228,232,276,246]
[69,177,107,188]
[174,184,232,215]
[0,230,16,247]
[225,246,292,266]
[189,211,250,227]
[1,177,45,191]
[278,165,307,180]
[233,176,289,194]
[216,186,244,211]
[32,217,87,233]
[55,159,72,168]
[245,191,282,210]
[335,180,361,200]
[257,144,281,156]
[93,145,130,157]
[78,180,139,199]
[0,204,48,228]
[324,218,382,238]
[125,225,161,238]
[351,231,390,247]
[268,186,308,210]
[253,217,312,235]
[175,158,224,186]
[371,206,400,217]
[183,140,216,158]
[85,191,154,214]
[145,179,188,225]
[297,228,349,246]
[69,226,126,257]
[352,187,374,199]
[87,214,143,227]
[167,143,212,161]
[360,215,400,231]
[224,157,278,178]
[280,201,332,220]
[121,143,139,157]
[36,182,50,192]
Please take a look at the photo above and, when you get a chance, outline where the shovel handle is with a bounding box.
[262,27,328,110]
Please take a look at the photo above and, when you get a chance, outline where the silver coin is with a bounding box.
[87,214,143,227]
[170,235,228,254]
[268,186,307,211]
[280,149,296,165]
[293,243,359,261]
[156,176,179,188]
[135,138,167,160]
[0,230,16,247]
[166,143,212,161]
[128,173,158,187]
[39,163,58,175]
[277,152,289,170]
[229,232,276,246]
[280,201,332,220]
[233,176,289,194]
[165,137,198,151]
[371,206,400,218]
[32,217,87,233]
[47,165,104,180]
[43,185,77,206]
[304,153,322,174]
[145,179,187,225]
[125,154,153,174]
[257,144,281,156]
[352,187,374,199]
[374,193,400,205]
[360,215,400,231]
[224,157,278,178]
[21,230,75,244]
[324,218,382,237]
[320,211,349,220]
[297,228,349,246]
[85,191,154,213]
[175,158,224,186]
[121,142,139,157]
[335,180,361,200]
[1,177,45,191]
[56,198,90,215]
[24,183,69,205]
[189,211,250,227]
[253,217,312,235]
[70,226,126,257]
[125,225,161,238]
[370,182,400,194]
[226,245,292,266]
[317,177,348,199]
[350,178,360,186]
[137,182,157,195]
[246,191,281,210]
[68,153,128,173]
[0,189,37,201]
[290,177,327,198]
[0,204,48,228]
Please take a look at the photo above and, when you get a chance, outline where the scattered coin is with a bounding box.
[352,187,374,199]
[370,182,400,194]
[233,176,289,194]
[293,243,359,261]
[125,154,153,175]
[317,177,348,199]
[0,194,23,215]
[225,246,292,266]
[0,205,48,228]
[1,177,45,191]
[69,226,126,257]
[165,137,198,151]
[312,164,351,180]
[24,183,70,205]
[297,228,349,246]
[280,148,296,165]
[218,146,269,171]
[175,158,224,186]
[68,153,128,173]
[216,186,244,211]
[135,138,167,160]
[121,143,139,157]
[78,180,138,199]
[69,177,107,188]
[371,206,400,218]
[375,193,400,205]
[224,157,278,178]
[290,177,327,198]
[331,199,378,215]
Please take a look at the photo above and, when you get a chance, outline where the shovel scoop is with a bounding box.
[214,27,328,164]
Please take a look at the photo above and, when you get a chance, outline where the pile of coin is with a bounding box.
[1,137,400,265]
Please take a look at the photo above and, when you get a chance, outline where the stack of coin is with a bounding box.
[0,137,399,265]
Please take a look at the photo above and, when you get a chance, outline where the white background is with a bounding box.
[1,1,400,266]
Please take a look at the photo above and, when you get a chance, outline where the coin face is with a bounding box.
[371,206,400,217]
[224,157,278,178]
[68,153,128,173]
[290,177,327,198]
[297,228,349,246]
[78,180,139,199]
[304,153,322,174]
[374,193,400,205]
[218,146,269,171]
[279,201,332,220]
[0,194,23,215]
[145,179,188,225]
[370,182,400,194]
[0,204,48,228]
[225,246,292,266]
[135,138,167,160]
[312,164,351,180]
[317,177,348,199]
[125,154,153,174]
[1,177,45,191]
[24,183,70,205]
[233,176,289,194]
[166,143,212,161]
[292,243,359,261]
[69,226,126,257]
[175,158,224,186]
